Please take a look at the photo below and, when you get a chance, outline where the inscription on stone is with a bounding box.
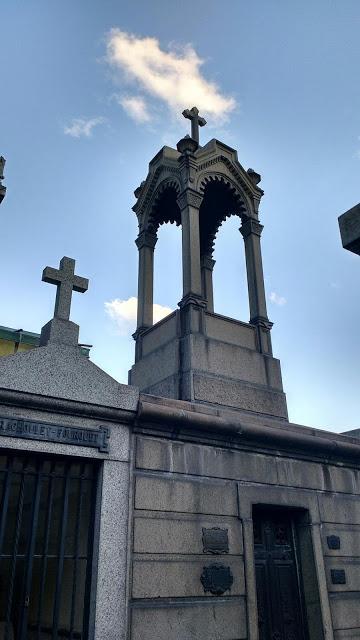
[0,416,109,452]
[331,569,346,585]
[200,564,233,596]
[202,527,229,554]
[327,535,341,550]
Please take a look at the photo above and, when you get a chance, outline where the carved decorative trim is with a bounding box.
[134,166,181,218]
[240,218,264,239]
[201,255,216,271]
[177,189,203,211]
[135,230,158,250]
[200,564,234,595]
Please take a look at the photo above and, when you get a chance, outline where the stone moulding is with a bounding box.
[136,398,360,461]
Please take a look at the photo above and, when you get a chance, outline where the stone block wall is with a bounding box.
[129,432,360,639]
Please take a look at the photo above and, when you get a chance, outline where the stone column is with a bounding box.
[177,190,204,306]
[201,255,216,313]
[240,217,272,353]
[135,230,157,331]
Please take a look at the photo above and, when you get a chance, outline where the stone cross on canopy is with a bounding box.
[42,257,88,321]
[182,107,207,145]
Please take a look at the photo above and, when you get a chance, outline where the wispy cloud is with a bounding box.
[269,291,287,306]
[118,95,151,123]
[106,29,235,122]
[105,296,173,335]
[64,117,106,138]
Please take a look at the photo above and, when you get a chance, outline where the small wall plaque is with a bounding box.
[327,535,341,550]
[331,569,346,585]
[0,416,109,452]
[200,564,233,596]
[202,527,229,554]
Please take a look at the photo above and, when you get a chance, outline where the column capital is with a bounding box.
[240,217,263,239]
[201,255,216,271]
[177,189,203,211]
[250,315,273,330]
[135,230,158,250]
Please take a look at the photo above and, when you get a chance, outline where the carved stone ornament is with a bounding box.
[327,535,341,550]
[176,190,203,211]
[240,217,263,239]
[200,564,233,595]
[202,527,229,554]
[331,569,346,585]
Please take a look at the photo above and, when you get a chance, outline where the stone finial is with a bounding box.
[182,107,206,145]
[0,156,6,204]
[42,256,89,321]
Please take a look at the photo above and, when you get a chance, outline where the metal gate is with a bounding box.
[0,452,98,640]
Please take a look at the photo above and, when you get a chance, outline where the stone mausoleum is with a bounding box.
[0,110,360,640]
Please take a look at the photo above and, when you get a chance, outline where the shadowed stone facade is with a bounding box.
[0,120,360,640]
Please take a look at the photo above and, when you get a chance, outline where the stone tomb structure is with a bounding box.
[0,117,360,640]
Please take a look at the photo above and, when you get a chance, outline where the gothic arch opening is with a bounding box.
[154,221,182,317]
[199,178,249,319]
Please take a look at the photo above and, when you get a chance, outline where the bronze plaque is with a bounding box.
[201,564,233,595]
[202,527,229,554]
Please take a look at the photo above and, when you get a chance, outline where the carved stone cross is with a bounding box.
[42,256,88,321]
[182,107,207,145]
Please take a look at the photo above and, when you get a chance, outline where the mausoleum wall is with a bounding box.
[129,419,360,640]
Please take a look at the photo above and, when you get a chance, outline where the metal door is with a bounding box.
[253,507,308,640]
[0,452,98,640]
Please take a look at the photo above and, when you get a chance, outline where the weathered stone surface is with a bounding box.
[193,373,288,418]
[330,594,360,630]
[141,312,177,356]
[129,340,179,389]
[322,525,360,557]
[133,514,243,555]
[132,557,244,598]
[205,312,257,349]
[131,598,247,640]
[319,494,360,524]
[334,630,360,639]
[0,342,139,410]
[134,475,238,515]
[95,460,130,640]
[135,436,278,485]
[325,557,360,592]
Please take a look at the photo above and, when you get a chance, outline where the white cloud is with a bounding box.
[105,296,173,335]
[269,291,287,306]
[64,117,106,138]
[106,29,235,121]
[118,95,151,123]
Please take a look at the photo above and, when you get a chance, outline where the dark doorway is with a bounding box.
[0,452,98,640]
[253,506,308,640]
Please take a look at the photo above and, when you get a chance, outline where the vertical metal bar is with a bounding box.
[36,465,55,640]
[86,463,102,640]
[82,465,98,640]
[5,458,26,640]
[0,457,13,557]
[52,463,70,640]
[18,459,43,640]
[69,467,84,640]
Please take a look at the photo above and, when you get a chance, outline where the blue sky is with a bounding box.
[1,0,359,431]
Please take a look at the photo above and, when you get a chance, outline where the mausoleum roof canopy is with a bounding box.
[132,135,264,239]
[133,136,264,222]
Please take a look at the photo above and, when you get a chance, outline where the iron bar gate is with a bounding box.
[0,452,98,640]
